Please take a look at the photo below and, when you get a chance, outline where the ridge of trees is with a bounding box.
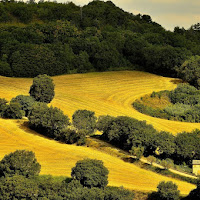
[0,150,135,200]
[0,0,200,86]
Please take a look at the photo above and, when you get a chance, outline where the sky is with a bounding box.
[58,0,200,31]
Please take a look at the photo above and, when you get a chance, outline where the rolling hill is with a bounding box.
[0,71,198,194]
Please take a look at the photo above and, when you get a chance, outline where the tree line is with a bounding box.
[0,0,200,86]
[1,74,200,168]
[0,149,135,200]
[133,83,200,123]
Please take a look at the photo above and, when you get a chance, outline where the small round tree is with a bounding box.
[157,181,180,200]
[29,74,55,103]
[71,159,109,188]
[0,150,41,177]
[72,110,97,135]
[11,95,35,117]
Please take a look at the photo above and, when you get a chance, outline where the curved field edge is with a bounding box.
[1,71,200,134]
[0,118,195,194]
[0,70,198,194]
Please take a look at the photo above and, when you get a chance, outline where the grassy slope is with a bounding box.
[0,71,198,194]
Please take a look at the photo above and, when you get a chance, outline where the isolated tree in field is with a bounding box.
[157,181,180,200]
[71,159,109,188]
[72,110,97,135]
[29,74,55,103]
[0,150,41,177]
[11,95,35,117]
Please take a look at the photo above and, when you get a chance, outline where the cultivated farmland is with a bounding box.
[0,71,198,194]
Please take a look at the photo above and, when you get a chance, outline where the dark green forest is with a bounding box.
[0,0,200,84]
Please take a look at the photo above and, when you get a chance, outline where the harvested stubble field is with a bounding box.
[0,71,198,194]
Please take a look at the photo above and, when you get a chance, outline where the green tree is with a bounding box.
[0,150,41,178]
[0,175,39,200]
[0,98,8,116]
[2,102,24,119]
[129,146,144,159]
[161,159,174,170]
[177,55,200,89]
[154,131,175,157]
[71,159,109,188]
[157,181,180,200]
[96,115,115,132]
[11,95,35,117]
[72,109,97,135]
[28,102,70,138]
[147,155,156,165]
[29,74,55,103]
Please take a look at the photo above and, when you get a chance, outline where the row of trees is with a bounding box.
[1,149,200,200]
[0,74,98,145]
[0,1,200,80]
[0,150,135,200]
[2,74,200,168]
[133,83,200,122]
[97,115,200,166]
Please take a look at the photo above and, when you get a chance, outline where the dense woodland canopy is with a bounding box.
[0,0,200,82]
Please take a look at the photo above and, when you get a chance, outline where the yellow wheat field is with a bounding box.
[0,71,199,194]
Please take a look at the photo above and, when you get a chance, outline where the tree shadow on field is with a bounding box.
[147,192,160,200]
[17,120,55,141]
[122,156,137,163]
[170,79,185,85]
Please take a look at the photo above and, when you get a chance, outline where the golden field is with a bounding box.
[0,71,199,194]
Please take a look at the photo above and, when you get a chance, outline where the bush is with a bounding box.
[0,175,39,200]
[0,98,8,116]
[147,155,156,165]
[59,129,86,145]
[72,110,97,135]
[29,74,55,103]
[11,95,35,117]
[96,115,115,132]
[2,102,24,119]
[0,150,41,178]
[28,102,70,138]
[129,146,144,159]
[157,181,180,200]
[71,159,109,188]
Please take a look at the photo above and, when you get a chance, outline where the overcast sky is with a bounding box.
[58,0,200,31]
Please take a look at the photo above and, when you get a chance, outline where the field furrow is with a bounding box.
[0,71,199,194]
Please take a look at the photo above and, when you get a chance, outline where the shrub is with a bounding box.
[28,102,70,138]
[11,95,35,117]
[71,159,109,188]
[157,181,180,200]
[0,175,39,200]
[0,150,41,178]
[29,74,55,103]
[147,155,156,165]
[2,102,24,119]
[72,110,97,135]
[96,115,115,132]
[0,98,8,116]
[59,129,86,145]
[129,146,144,159]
